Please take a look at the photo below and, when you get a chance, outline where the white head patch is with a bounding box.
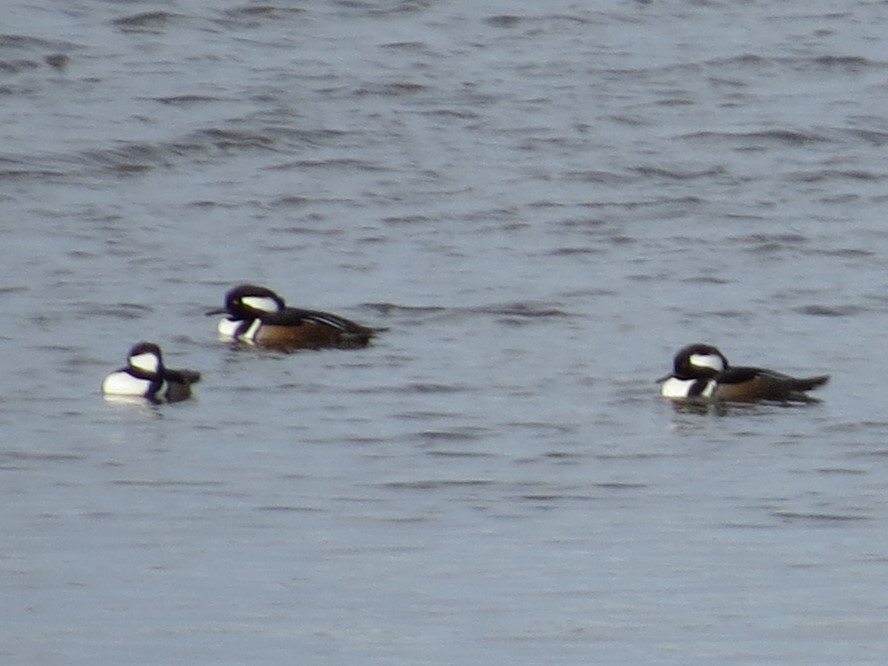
[129,351,160,374]
[241,295,280,313]
[689,353,725,373]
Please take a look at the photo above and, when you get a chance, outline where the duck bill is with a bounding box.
[205,307,227,316]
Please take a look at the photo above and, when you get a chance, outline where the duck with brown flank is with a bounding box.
[659,343,829,403]
[207,284,382,350]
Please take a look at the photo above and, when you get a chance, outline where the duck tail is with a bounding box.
[792,374,830,391]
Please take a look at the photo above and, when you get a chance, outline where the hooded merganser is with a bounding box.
[102,342,201,403]
[207,284,381,350]
[659,343,829,403]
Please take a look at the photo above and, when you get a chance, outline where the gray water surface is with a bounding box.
[3,1,888,664]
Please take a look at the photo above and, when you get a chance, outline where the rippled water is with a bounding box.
[4,1,888,663]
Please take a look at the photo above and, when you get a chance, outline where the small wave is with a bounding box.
[353,82,428,96]
[415,427,491,442]
[269,157,383,170]
[846,128,888,146]
[682,128,834,146]
[562,169,629,184]
[631,165,727,180]
[794,304,865,317]
[254,505,319,513]
[546,246,606,257]
[79,303,154,320]
[734,232,808,244]
[380,479,494,491]
[788,169,884,183]
[38,125,290,181]
[362,303,447,316]
[810,55,874,70]
[150,95,223,106]
[772,511,870,523]
[330,0,437,18]
[112,11,180,33]
[593,482,649,490]
[112,479,226,488]
[469,302,572,318]
[680,276,731,285]
[811,247,876,258]
[388,383,471,395]
[219,5,306,24]
[1,450,84,462]
[0,58,40,75]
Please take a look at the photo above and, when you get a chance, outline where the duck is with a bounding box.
[207,284,381,350]
[102,342,200,403]
[659,343,829,403]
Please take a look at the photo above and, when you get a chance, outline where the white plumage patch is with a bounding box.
[660,377,716,400]
[218,317,261,342]
[661,377,695,399]
[217,317,241,338]
[240,318,261,342]
[241,295,280,313]
[689,353,725,372]
[129,351,160,374]
[102,371,150,397]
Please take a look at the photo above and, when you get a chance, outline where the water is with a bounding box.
[3,1,888,663]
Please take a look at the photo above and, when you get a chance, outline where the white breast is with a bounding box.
[218,317,261,342]
[217,317,242,339]
[102,371,150,397]
[660,377,716,400]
